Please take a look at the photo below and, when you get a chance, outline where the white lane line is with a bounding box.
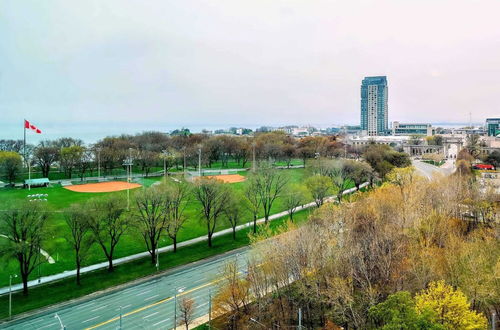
[143,311,160,319]
[153,318,170,326]
[115,304,132,311]
[198,302,208,307]
[38,322,57,329]
[144,294,160,301]
[82,316,100,323]
[136,289,152,296]
[76,302,95,309]
[91,304,108,312]
[28,318,46,325]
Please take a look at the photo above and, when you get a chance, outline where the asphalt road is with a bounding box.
[412,159,454,179]
[1,248,250,330]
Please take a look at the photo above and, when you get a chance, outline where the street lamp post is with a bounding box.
[250,318,266,328]
[122,148,133,211]
[9,274,17,319]
[54,313,66,330]
[198,148,202,177]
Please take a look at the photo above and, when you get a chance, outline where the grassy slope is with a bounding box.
[0,210,311,320]
[0,168,309,287]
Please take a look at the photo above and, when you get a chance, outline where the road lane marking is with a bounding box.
[143,311,159,319]
[135,289,152,296]
[91,305,108,312]
[153,318,170,326]
[76,302,95,309]
[82,316,101,323]
[115,304,131,311]
[39,322,57,329]
[85,277,223,329]
[144,294,159,301]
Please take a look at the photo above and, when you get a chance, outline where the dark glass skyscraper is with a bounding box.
[360,76,388,136]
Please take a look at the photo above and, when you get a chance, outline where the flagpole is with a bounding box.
[23,119,26,167]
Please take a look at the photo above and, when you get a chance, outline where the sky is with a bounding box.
[1,0,500,142]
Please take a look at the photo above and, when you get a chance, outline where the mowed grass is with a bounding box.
[0,168,309,288]
[0,209,311,320]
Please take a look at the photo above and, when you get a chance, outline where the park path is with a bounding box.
[0,182,366,295]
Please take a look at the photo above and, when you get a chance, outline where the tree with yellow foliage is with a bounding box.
[415,281,487,330]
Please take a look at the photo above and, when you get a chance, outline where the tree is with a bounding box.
[164,179,191,252]
[0,202,48,295]
[305,175,332,207]
[34,141,60,178]
[134,186,168,265]
[415,281,488,329]
[244,176,262,234]
[328,160,351,203]
[224,195,242,240]
[60,145,84,179]
[193,177,231,247]
[344,160,374,190]
[252,164,288,222]
[283,184,307,221]
[364,144,411,179]
[213,260,251,318]
[0,151,22,185]
[369,291,444,329]
[88,195,129,271]
[64,203,94,285]
[178,296,196,330]
[484,150,500,168]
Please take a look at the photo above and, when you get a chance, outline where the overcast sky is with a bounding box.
[1,0,500,141]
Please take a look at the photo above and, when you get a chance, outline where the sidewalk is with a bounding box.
[0,183,367,295]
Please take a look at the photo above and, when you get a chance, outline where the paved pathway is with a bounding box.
[412,159,455,180]
[0,183,367,296]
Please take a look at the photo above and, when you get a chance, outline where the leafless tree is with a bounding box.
[252,163,288,223]
[178,296,196,329]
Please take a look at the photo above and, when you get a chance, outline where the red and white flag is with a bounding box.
[24,120,42,134]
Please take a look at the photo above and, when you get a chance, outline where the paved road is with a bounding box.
[0,183,367,296]
[1,248,250,330]
[412,159,454,180]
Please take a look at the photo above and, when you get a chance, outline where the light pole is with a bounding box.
[97,148,101,180]
[54,313,66,330]
[252,142,256,172]
[119,306,122,329]
[162,150,170,179]
[174,287,185,329]
[156,246,160,271]
[198,148,202,177]
[9,274,17,319]
[208,288,212,330]
[122,148,133,211]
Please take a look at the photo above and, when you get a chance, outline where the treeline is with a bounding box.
[0,132,351,184]
[211,168,499,329]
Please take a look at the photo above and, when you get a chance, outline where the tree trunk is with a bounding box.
[76,258,81,285]
[232,227,236,240]
[208,233,212,247]
[22,273,29,296]
[108,258,114,272]
[173,236,177,253]
[253,215,257,233]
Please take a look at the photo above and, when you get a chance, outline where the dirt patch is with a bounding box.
[64,181,142,193]
[200,174,246,183]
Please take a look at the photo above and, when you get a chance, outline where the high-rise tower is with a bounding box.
[360,76,388,136]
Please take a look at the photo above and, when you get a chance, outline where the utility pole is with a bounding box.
[252,142,256,172]
[198,147,202,177]
[208,289,212,330]
[298,308,302,330]
[9,274,17,319]
[122,148,133,211]
[119,306,122,329]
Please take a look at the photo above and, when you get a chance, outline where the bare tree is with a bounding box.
[0,202,48,295]
[34,141,59,177]
[178,296,196,330]
[252,163,288,222]
[134,186,168,265]
[64,203,94,285]
[88,195,129,271]
[244,176,262,234]
[164,179,191,252]
[305,175,332,207]
[283,185,307,221]
[224,195,241,240]
[193,177,231,247]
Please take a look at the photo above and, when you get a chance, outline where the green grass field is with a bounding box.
[0,168,311,288]
[0,209,311,319]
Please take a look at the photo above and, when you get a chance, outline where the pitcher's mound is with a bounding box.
[202,174,246,183]
[64,181,142,193]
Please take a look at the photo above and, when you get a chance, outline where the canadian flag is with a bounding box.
[24,120,42,134]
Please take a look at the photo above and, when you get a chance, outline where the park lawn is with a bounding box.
[0,209,311,320]
[0,168,312,288]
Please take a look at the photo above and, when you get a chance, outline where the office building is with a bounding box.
[486,118,500,136]
[392,121,434,136]
[361,76,388,136]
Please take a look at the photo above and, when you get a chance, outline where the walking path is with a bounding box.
[0,183,367,295]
